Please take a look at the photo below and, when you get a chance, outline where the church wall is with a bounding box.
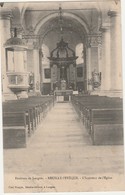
[91,47,99,72]
[76,64,84,82]
[42,64,51,83]
[24,11,50,33]
[76,64,84,91]
[42,83,51,95]
[41,44,51,85]
[27,50,34,72]
[75,43,84,89]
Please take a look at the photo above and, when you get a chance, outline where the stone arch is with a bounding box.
[34,12,90,35]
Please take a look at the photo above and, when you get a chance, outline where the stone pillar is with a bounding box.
[57,67,60,87]
[98,36,102,78]
[68,65,71,86]
[0,11,17,100]
[51,66,53,91]
[83,46,87,92]
[33,48,41,94]
[108,10,122,94]
[73,65,77,90]
[86,46,92,91]
[39,48,43,94]
[100,24,111,91]
[67,67,69,86]
[23,51,27,72]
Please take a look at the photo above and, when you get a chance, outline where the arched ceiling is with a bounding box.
[38,15,86,40]
[1,0,120,28]
[24,8,98,35]
[1,0,120,51]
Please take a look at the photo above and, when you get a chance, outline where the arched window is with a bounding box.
[41,44,51,83]
[76,43,84,65]
[41,44,50,65]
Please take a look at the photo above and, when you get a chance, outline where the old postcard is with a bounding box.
[0,0,125,193]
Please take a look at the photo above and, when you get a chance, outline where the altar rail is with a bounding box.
[54,90,73,102]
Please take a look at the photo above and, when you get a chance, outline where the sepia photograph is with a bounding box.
[0,0,125,193]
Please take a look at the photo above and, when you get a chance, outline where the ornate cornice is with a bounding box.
[108,10,119,17]
[99,21,110,33]
[0,11,12,20]
[23,34,40,40]
[99,26,110,33]
[10,26,25,38]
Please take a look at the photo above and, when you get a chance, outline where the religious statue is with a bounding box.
[61,79,67,90]
[88,69,101,90]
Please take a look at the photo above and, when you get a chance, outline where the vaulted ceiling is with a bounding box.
[1,0,120,51]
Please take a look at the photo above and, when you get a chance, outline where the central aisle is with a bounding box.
[30,102,91,147]
[27,102,91,173]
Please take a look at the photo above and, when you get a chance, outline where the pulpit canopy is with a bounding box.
[4,28,27,51]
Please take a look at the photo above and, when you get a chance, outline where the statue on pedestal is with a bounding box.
[61,80,67,90]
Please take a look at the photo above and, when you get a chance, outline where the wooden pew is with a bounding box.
[3,112,27,148]
[90,109,123,145]
[3,103,34,135]
[3,96,54,133]
[3,96,55,149]
[71,95,123,145]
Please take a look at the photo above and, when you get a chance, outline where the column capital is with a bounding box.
[86,34,102,47]
[0,10,12,20]
[33,40,40,50]
[99,23,110,32]
[10,26,25,38]
[23,38,40,50]
[108,10,119,17]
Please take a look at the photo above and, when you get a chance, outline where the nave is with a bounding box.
[1,1,124,192]
[4,102,124,192]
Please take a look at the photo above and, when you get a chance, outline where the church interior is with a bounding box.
[0,0,125,192]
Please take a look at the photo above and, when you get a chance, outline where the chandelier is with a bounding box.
[48,6,78,67]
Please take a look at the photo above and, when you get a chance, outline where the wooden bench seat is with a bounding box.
[71,95,123,145]
[2,96,55,149]
[91,109,123,145]
[3,112,27,148]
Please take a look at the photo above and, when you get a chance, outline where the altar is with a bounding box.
[48,38,78,93]
[47,36,78,101]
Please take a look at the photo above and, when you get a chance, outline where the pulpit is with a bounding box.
[4,28,29,99]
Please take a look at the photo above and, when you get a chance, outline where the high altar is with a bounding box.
[48,38,78,101]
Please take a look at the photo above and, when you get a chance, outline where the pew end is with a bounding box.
[3,112,27,148]
[91,124,123,145]
[3,126,27,149]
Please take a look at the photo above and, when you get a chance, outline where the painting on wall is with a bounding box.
[44,68,51,79]
[77,67,83,77]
